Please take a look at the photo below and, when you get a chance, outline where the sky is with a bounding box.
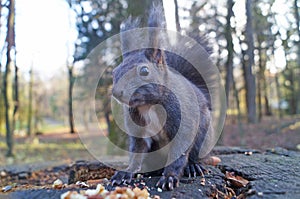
[15,0,77,79]
[14,0,178,80]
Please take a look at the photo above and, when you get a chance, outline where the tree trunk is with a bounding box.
[68,66,75,134]
[275,74,283,118]
[12,64,19,134]
[289,71,297,115]
[127,0,152,23]
[225,0,234,106]
[283,44,296,115]
[257,46,263,121]
[257,74,262,122]
[294,0,300,114]
[174,0,181,32]
[0,1,3,130]
[0,62,2,131]
[263,72,272,116]
[0,0,3,30]
[4,62,13,157]
[244,0,256,123]
[4,0,16,157]
[27,68,33,136]
[233,77,245,145]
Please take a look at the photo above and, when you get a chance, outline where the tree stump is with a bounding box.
[2,147,299,199]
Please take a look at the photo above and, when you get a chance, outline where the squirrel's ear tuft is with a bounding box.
[145,2,167,66]
[120,16,140,32]
[120,16,141,57]
[148,2,166,29]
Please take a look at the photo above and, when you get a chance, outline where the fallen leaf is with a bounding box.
[225,171,249,188]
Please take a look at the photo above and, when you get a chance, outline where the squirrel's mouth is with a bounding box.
[112,94,147,108]
[129,98,147,108]
[129,93,154,108]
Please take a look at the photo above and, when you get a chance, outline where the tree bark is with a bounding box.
[294,0,300,114]
[3,61,13,157]
[244,0,256,123]
[275,74,283,118]
[127,0,152,23]
[0,0,3,30]
[4,0,15,157]
[225,0,234,106]
[68,65,75,134]
[12,64,19,134]
[262,70,272,116]
[0,0,3,135]
[257,46,263,121]
[174,0,181,32]
[27,68,33,136]
[257,75,262,121]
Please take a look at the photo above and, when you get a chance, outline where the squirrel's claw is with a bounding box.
[184,163,206,178]
[156,175,179,191]
[111,171,133,185]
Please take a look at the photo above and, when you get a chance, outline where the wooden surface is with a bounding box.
[2,147,300,199]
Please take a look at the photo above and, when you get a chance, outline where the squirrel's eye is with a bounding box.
[139,66,149,76]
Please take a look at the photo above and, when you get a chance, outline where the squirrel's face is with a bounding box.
[112,52,168,108]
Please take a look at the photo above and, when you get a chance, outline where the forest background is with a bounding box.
[0,0,299,166]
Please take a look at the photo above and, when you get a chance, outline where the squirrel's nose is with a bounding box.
[112,87,123,99]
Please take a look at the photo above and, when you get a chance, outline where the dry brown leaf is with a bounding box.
[225,171,249,188]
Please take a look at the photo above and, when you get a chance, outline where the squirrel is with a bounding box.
[111,3,214,190]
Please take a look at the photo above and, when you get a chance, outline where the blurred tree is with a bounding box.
[282,31,297,115]
[3,0,15,157]
[67,0,128,61]
[174,0,181,32]
[243,0,256,123]
[0,0,3,134]
[65,4,76,134]
[27,68,33,136]
[0,0,2,92]
[253,0,274,120]
[294,0,300,113]
[271,0,299,115]
[67,0,129,150]
[67,63,75,134]
[225,0,234,105]
[127,0,151,22]
[68,0,160,151]
[12,57,18,137]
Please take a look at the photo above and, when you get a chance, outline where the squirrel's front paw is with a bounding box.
[111,171,134,185]
[156,174,179,191]
[184,163,207,178]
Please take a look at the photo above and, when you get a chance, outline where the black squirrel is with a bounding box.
[111,3,213,190]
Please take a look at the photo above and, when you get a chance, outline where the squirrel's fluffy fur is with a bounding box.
[111,3,212,190]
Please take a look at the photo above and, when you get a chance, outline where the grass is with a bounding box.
[0,138,94,167]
